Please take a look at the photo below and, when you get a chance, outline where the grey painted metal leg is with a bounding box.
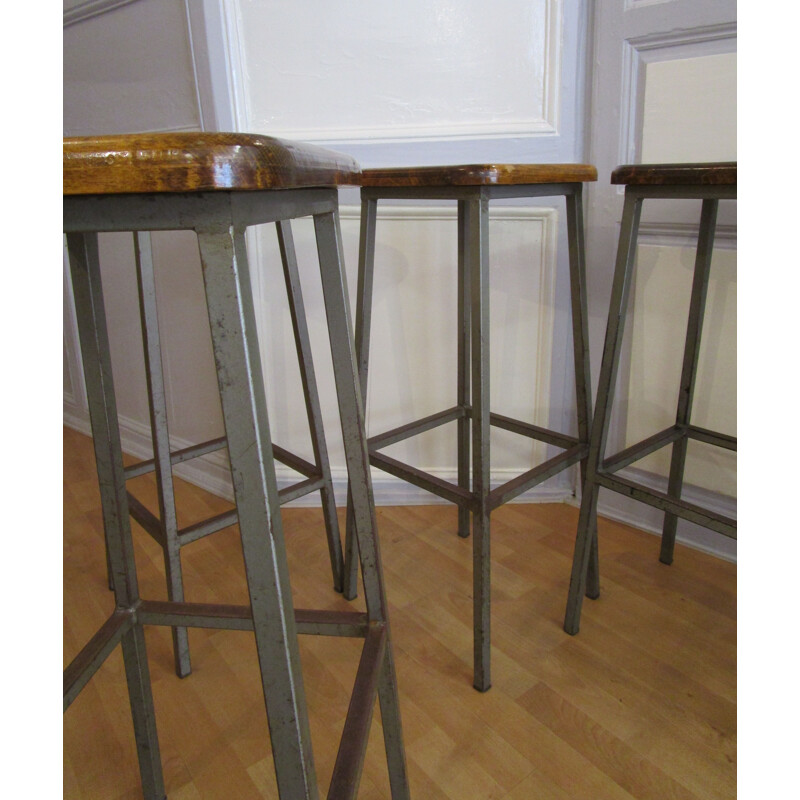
[565,192,643,635]
[457,199,472,540]
[66,232,166,799]
[196,225,319,800]
[564,188,599,599]
[343,196,378,601]
[660,199,719,564]
[465,194,492,692]
[314,210,410,799]
[119,625,167,800]
[133,232,192,678]
[276,220,344,592]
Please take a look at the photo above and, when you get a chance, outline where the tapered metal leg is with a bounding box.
[197,226,319,800]
[66,231,166,799]
[660,199,719,564]
[314,209,410,799]
[464,193,492,692]
[564,188,599,598]
[119,625,167,800]
[133,231,192,678]
[343,196,378,600]
[565,192,643,635]
[457,199,472,540]
[276,220,345,592]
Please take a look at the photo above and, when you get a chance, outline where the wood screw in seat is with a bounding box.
[564,161,737,635]
[63,132,409,800]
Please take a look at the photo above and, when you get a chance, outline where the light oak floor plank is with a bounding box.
[63,426,736,799]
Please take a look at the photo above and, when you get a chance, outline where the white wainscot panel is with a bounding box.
[641,52,737,163]
[624,244,736,498]
[232,0,561,141]
[248,205,558,500]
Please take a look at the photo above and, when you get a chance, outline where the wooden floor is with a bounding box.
[63,425,736,799]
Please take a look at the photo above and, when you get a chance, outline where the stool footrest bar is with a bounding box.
[64,609,135,711]
[369,450,474,507]
[368,406,465,450]
[602,426,685,474]
[278,476,327,505]
[489,444,588,510]
[124,435,229,479]
[688,425,736,451]
[328,623,387,800]
[136,600,371,637]
[271,443,320,478]
[595,472,736,536]
[178,509,239,545]
[126,491,165,546]
[489,412,581,450]
[129,471,326,551]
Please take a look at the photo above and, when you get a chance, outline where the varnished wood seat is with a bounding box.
[564,162,737,635]
[360,162,598,187]
[610,161,736,187]
[63,132,361,194]
[63,133,408,800]
[345,163,598,692]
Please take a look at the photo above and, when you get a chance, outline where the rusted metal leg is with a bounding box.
[660,199,719,564]
[66,231,166,799]
[276,219,345,592]
[564,187,599,597]
[197,224,319,799]
[564,192,643,634]
[343,196,378,601]
[133,231,192,678]
[465,193,492,691]
[314,209,410,798]
[457,199,472,540]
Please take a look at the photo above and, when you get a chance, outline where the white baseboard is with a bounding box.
[569,465,737,563]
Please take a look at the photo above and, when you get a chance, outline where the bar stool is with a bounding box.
[63,133,409,800]
[116,189,345,681]
[343,163,598,691]
[564,162,737,635]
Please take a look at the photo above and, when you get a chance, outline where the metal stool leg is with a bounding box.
[276,220,345,592]
[564,192,643,634]
[564,186,600,598]
[660,198,719,564]
[343,196,378,601]
[133,231,192,678]
[457,199,472,540]
[314,209,410,799]
[465,193,492,692]
[197,225,319,799]
[66,231,166,800]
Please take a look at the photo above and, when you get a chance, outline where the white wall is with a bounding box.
[63,0,592,505]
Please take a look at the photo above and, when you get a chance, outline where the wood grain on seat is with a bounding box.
[611,162,736,186]
[63,132,361,195]
[360,163,598,188]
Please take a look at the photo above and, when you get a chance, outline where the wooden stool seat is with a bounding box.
[611,161,736,186]
[63,133,408,800]
[63,132,361,195]
[361,162,597,188]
